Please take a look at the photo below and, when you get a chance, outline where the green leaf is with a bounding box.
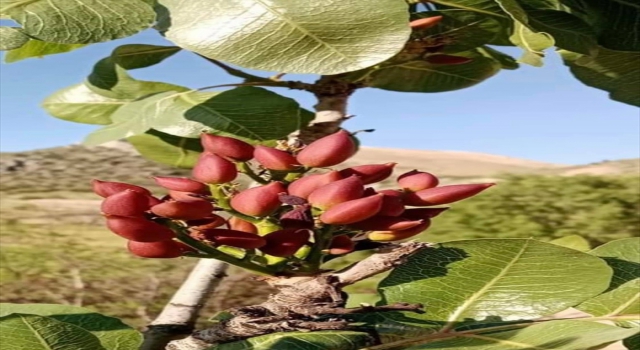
[624,333,640,350]
[84,87,313,146]
[561,47,640,107]
[379,239,612,328]
[4,40,85,63]
[526,9,598,55]
[0,313,105,350]
[42,83,124,125]
[549,235,591,251]
[0,303,142,350]
[157,0,411,74]
[343,49,502,93]
[403,320,639,349]
[128,130,203,169]
[561,0,640,52]
[494,0,555,66]
[411,11,503,53]
[110,44,181,70]
[509,21,554,67]
[475,46,519,70]
[86,45,186,99]
[576,238,640,317]
[1,0,155,44]
[213,331,374,350]
[0,26,28,50]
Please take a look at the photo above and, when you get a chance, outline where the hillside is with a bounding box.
[1,142,637,195]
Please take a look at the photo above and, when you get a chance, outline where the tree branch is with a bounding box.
[141,259,229,350]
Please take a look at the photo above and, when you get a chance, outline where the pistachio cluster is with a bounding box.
[93,130,493,273]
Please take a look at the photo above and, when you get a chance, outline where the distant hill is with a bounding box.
[0,142,637,194]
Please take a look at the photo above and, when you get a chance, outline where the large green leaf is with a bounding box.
[561,47,640,107]
[157,0,411,74]
[4,40,85,63]
[128,130,203,169]
[42,84,125,125]
[85,87,313,146]
[561,0,640,52]
[0,26,28,50]
[343,49,503,93]
[379,239,612,327]
[0,314,105,350]
[526,9,598,55]
[576,238,640,317]
[213,331,374,350]
[0,303,141,350]
[403,320,638,349]
[0,0,155,44]
[410,11,503,54]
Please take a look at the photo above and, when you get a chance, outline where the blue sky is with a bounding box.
[1,29,638,165]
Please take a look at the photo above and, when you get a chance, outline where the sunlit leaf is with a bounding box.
[42,83,125,125]
[4,40,85,63]
[576,238,640,318]
[0,303,141,350]
[0,0,155,44]
[84,87,313,146]
[403,320,638,349]
[157,0,411,74]
[379,239,612,328]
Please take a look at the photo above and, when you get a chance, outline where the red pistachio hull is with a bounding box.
[349,216,424,231]
[403,183,495,206]
[287,171,342,199]
[92,179,151,198]
[339,163,396,184]
[307,175,364,210]
[254,146,300,171]
[230,182,286,216]
[106,216,175,242]
[153,176,208,193]
[296,130,357,167]
[397,170,440,192]
[127,240,192,258]
[201,133,254,161]
[228,216,258,234]
[101,190,151,217]
[328,235,356,255]
[368,220,431,241]
[192,153,238,184]
[319,194,384,225]
[409,16,443,30]
[151,200,214,220]
[377,189,406,217]
[261,229,311,257]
